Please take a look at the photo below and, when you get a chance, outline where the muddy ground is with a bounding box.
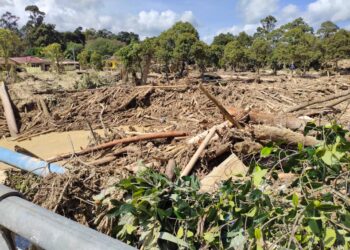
[1,70,350,233]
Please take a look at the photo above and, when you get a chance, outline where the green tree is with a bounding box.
[209,44,224,69]
[64,42,84,61]
[77,49,90,69]
[248,38,271,74]
[0,12,20,32]
[90,51,103,70]
[116,31,139,45]
[256,15,277,37]
[43,43,63,73]
[86,37,124,57]
[174,32,198,76]
[118,39,156,85]
[212,33,235,46]
[317,21,339,39]
[191,40,209,77]
[0,28,20,72]
[320,29,350,74]
[270,42,289,74]
[223,40,247,71]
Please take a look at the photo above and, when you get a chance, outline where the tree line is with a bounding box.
[1,5,350,81]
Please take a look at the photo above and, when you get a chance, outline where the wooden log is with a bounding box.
[227,107,311,131]
[38,97,50,117]
[181,126,217,177]
[165,159,176,180]
[286,90,350,112]
[0,82,18,137]
[199,153,247,193]
[187,121,229,145]
[199,84,242,128]
[47,130,188,162]
[253,125,319,146]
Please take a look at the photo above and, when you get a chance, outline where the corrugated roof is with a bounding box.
[0,58,19,65]
[11,56,50,64]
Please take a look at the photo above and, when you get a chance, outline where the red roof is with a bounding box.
[11,56,50,64]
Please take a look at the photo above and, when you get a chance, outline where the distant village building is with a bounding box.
[11,56,51,72]
[0,58,19,71]
[61,59,80,71]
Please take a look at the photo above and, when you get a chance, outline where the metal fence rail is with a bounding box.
[0,184,135,250]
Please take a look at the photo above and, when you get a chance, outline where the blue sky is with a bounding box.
[1,0,350,43]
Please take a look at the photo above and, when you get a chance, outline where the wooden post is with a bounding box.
[0,82,18,137]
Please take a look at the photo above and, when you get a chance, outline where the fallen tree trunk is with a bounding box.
[227,107,311,131]
[286,90,350,112]
[199,153,247,193]
[0,82,18,137]
[253,125,320,146]
[199,84,242,128]
[181,127,217,177]
[47,130,188,162]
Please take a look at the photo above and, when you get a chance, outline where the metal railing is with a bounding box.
[0,184,135,250]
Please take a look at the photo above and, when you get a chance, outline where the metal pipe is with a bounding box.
[0,147,65,177]
[0,185,135,250]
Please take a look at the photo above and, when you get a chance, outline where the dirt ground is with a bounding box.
[2,69,350,231]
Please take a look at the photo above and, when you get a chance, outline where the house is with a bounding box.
[11,56,51,72]
[0,58,19,71]
[104,56,120,70]
[61,59,80,71]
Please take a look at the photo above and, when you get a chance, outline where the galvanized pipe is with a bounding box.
[0,185,135,250]
[0,147,65,177]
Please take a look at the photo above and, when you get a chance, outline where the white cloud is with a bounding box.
[238,0,279,23]
[0,0,196,38]
[114,10,196,39]
[306,0,350,24]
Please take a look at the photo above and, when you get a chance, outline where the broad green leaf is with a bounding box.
[125,224,136,234]
[308,219,321,236]
[324,228,336,248]
[159,232,189,248]
[260,147,272,158]
[186,230,194,238]
[245,206,257,217]
[252,166,268,187]
[204,232,215,243]
[177,226,184,238]
[317,204,341,212]
[254,228,262,240]
[292,193,299,208]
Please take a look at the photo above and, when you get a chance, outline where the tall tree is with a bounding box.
[25,5,45,27]
[223,40,247,71]
[85,38,124,57]
[0,12,20,31]
[317,21,339,39]
[116,31,139,45]
[212,33,235,46]
[43,43,63,73]
[256,15,277,37]
[0,29,20,72]
[191,40,209,77]
[248,38,271,74]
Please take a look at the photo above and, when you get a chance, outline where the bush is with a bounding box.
[101,123,350,249]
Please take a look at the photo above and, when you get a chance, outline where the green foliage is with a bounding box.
[212,33,235,46]
[86,37,124,57]
[191,41,209,76]
[74,72,103,89]
[223,40,247,71]
[42,43,63,73]
[104,123,350,249]
[64,42,84,60]
[0,28,20,71]
[248,38,271,74]
[90,51,103,70]
[77,49,90,69]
